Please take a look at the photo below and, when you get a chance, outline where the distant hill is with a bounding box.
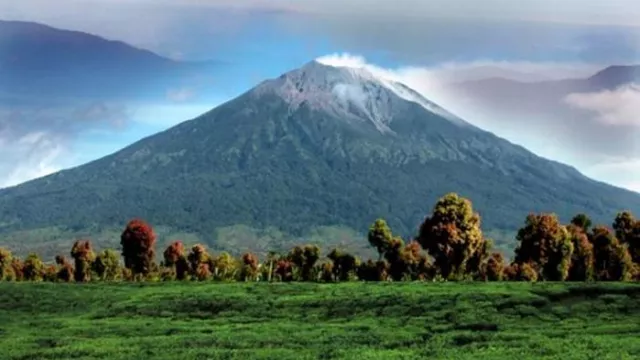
[448,64,640,117]
[1,60,639,257]
[0,20,218,102]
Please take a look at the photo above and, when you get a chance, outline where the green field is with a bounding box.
[1,282,639,359]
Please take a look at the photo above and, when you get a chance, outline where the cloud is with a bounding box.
[564,84,640,127]
[3,0,640,65]
[315,53,640,192]
[0,102,131,188]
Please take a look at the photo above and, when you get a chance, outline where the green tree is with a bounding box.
[0,248,15,281]
[10,258,24,281]
[613,211,640,264]
[417,193,487,279]
[571,213,593,233]
[71,240,95,282]
[93,249,121,281]
[368,219,394,261]
[120,218,157,278]
[288,245,320,281]
[327,249,359,281]
[514,213,573,281]
[591,226,633,281]
[23,253,45,281]
[211,252,237,281]
[566,225,594,281]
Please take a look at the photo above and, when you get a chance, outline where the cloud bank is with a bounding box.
[315,53,640,192]
[565,84,640,127]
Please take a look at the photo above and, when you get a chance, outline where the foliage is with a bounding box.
[418,193,487,280]
[92,249,121,281]
[70,240,95,282]
[120,218,156,277]
[2,282,640,359]
[613,211,640,264]
[0,247,15,281]
[591,226,634,281]
[566,225,594,281]
[570,213,592,233]
[54,255,74,282]
[1,195,639,285]
[22,253,45,282]
[514,213,574,281]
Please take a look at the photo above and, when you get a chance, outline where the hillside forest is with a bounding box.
[1,193,639,283]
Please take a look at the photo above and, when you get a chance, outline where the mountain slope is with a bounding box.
[0,20,218,102]
[1,61,639,254]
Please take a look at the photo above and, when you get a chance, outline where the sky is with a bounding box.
[1,0,639,191]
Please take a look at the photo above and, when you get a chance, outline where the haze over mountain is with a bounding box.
[0,20,219,102]
[440,64,640,191]
[1,60,639,257]
[0,20,225,188]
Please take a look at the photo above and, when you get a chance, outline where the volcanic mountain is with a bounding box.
[1,60,639,255]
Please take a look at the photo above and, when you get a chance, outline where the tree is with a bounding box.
[591,226,633,281]
[70,240,95,282]
[288,245,320,281]
[23,253,45,281]
[368,219,394,261]
[0,248,15,281]
[357,259,389,281]
[240,253,260,281]
[163,241,188,280]
[571,214,593,233]
[120,218,157,277]
[327,249,359,281]
[483,252,506,281]
[10,258,24,281]
[513,213,573,281]
[275,260,294,282]
[55,255,74,282]
[504,262,538,282]
[613,211,640,264]
[566,225,594,281]
[417,193,487,279]
[93,249,121,281]
[188,244,211,281]
[211,252,237,281]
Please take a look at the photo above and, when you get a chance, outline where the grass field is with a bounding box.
[0,282,639,359]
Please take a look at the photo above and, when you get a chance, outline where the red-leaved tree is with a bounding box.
[120,218,156,278]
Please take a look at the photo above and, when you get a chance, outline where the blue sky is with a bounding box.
[1,0,639,190]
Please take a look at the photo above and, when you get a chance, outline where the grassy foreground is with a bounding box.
[0,282,639,359]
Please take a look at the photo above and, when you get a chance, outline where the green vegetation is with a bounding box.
[1,193,638,283]
[2,64,640,257]
[1,282,639,359]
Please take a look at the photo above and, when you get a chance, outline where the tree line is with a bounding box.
[1,193,639,283]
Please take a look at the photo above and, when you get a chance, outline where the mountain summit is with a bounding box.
[1,60,639,255]
[252,60,469,132]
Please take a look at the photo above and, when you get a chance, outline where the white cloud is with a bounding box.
[8,0,638,27]
[315,53,640,192]
[0,131,65,188]
[564,84,640,127]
